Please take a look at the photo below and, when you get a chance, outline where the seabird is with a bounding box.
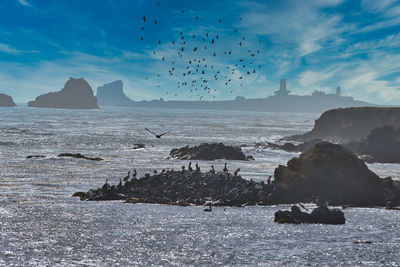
[203,204,212,212]
[145,128,171,138]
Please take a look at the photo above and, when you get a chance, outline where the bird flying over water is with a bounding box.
[145,128,171,138]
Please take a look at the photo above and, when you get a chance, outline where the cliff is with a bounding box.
[28,78,99,109]
[0,93,17,107]
[96,80,135,107]
[289,107,400,143]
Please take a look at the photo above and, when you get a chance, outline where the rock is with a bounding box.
[274,205,345,224]
[346,125,400,163]
[265,139,324,153]
[74,169,277,206]
[273,142,400,206]
[58,153,103,161]
[28,77,99,109]
[96,80,135,107]
[132,143,145,149]
[0,93,17,107]
[288,107,400,143]
[169,143,247,160]
[26,155,46,159]
[246,155,255,160]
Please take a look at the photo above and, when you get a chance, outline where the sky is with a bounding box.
[0,0,400,104]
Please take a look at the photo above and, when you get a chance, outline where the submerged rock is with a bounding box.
[265,139,325,153]
[28,77,99,109]
[169,143,247,160]
[58,153,103,161]
[273,142,400,206]
[26,155,46,159]
[274,205,345,225]
[0,93,17,107]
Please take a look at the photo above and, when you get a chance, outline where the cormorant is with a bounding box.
[223,163,228,173]
[195,163,200,172]
[203,204,212,212]
[234,168,240,177]
[210,165,215,174]
[188,162,193,172]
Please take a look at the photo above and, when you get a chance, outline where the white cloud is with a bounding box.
[0,43,37,55]
[17,0,32,7]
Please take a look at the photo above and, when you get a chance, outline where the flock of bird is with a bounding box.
[139,1,264,100]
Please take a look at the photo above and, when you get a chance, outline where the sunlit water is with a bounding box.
[1,106,400,266]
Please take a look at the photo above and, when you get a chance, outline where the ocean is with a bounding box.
[1,106,400,266]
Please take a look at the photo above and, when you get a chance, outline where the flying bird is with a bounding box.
[145,128,172,138]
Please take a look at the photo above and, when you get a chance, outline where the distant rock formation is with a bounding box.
[0,93,17,107]
[274,205,345,225]
[96,80,135,107]
[28,77,98,109]
[273,142,400,206]
[288,107,400,143]
[346,125,400,163]
[169,143,247,160]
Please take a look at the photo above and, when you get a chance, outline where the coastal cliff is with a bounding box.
[289,107,400,143]
[28,78,99,109]
[0,93,17,107]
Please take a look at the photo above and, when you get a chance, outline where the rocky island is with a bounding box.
[75,142,400,207]
[28,77,99,109]
[0,93,17,107]
[96,80,135,107]
[169,143,248,160]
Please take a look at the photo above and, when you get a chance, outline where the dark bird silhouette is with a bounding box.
[141,26,144,30]
[145,128,171,138]
[154,19,158,24]
[188,162,193,172]
[195,15,198,20]
[157,2,160,6]
[234,168,240,177]
[123,171,130,182]
[203,204,212,212]
[223,163,228,173]
[210,165,215,174]
[181,9,184,13]
[142,16,146,22]
[195,163,200,172]
[218,19,222,23]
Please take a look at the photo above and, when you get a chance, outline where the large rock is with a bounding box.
[288,107,400,143]
[0,93,17,107]
[273,142,400,206]
[274,205,345,225]
[28,77,99,109]
[96,80,135,107]
[346,125,400,163]
[169,143,247,160]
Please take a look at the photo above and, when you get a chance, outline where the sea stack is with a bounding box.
[28,77,99,109]
[0,93,17,107]
[96,80,135,107]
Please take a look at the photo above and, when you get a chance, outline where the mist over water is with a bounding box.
[1,107,400,266]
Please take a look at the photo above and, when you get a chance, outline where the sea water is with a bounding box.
[1,106,400,266]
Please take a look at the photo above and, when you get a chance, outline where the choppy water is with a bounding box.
[1,106,400,266]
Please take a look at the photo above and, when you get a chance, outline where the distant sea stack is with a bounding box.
[0,93,17,107]
[28,77,99,109]
[96,80,135,107]
[289,107,400,143]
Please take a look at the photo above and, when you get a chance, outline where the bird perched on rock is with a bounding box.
[223,163,228,173]
[188,162,193,172]
[234,168,240,177]
[181,165,185,172]
[210,165,215,174]
[132,169,137,179]
[195,163,200,172]
[203,203,212,212]
[123,171,130,182]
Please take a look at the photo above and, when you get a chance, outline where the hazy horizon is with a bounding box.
[1,0,400,104]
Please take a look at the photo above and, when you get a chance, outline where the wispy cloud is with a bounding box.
[0,43,37,55]
[17,0,32,7]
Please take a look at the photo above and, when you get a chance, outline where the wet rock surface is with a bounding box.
[273,142,400,206]
[274,205,345,224]
[58,153,103,161]
[262,139,325,153]
[169,143,247,160]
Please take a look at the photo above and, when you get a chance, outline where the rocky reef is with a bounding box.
[274,205,345,225]
[289,107,400,143]
[262,139,324,153]
[96,80,135,107]
[58,153,103,161]
[0,93,17,107]
[169,143,248,160]
[28,77,99,109]
[273,142,400,206]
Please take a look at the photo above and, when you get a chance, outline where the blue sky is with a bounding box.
[0,0,400,104]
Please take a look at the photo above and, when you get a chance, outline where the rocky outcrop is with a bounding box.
[288,107,400,143]
[263,139,324,153]
[169,143,247,160]
[74,169,276,206]
[346,125,400,163]
[58,153,103,161]
[273,142,400,206]
[0,93,17,107]
[274,205,345,224]
[96,80,135,107]
[28,77,99,109]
